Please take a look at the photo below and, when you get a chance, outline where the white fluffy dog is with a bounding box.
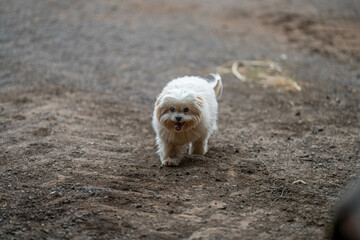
[152,74,223,166]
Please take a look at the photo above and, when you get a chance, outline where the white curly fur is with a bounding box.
[152,74,222,166]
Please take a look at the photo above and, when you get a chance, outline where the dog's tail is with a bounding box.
[209,73,223,99]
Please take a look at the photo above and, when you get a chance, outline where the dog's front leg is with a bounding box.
[189,137,208,155]
[158,140,182,166]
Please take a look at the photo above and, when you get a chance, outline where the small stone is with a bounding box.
[317,221,325,226]
[230,191,241,197]
[210,201,227,210]
[312,126,324,134]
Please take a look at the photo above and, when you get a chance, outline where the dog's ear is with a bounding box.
[196,95,204,108]
[190,95,204,121]
[155,92,168,121]
[156,94,163,107]
[156,92,168,106]
[156,106,163,122]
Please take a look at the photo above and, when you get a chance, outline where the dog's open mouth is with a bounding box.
[174,122,184,131]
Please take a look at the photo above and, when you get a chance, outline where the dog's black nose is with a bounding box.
[175,116,182,122]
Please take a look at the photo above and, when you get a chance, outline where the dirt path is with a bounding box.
[1,0,360,239]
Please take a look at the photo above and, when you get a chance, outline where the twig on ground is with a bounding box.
[292,180,307,185]
[217,60,302,92]
[231,61,246,81]
[241,60,282,72]
[273,187,286,203]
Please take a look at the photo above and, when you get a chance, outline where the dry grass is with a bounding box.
[217,60,302,92]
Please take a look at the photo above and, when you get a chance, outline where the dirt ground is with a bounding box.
[1,0,360,239]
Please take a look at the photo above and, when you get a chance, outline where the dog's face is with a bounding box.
[155,89,204,132]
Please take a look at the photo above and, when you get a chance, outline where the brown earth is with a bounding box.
[1,0,360,239]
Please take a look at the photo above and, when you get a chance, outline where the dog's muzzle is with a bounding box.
[174,121,184,131]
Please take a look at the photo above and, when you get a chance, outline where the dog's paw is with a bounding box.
[189,148,206,155]
[161,157,181,167]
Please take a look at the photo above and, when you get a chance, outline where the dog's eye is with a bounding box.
[184,107,189,113]
[170,107,175,112]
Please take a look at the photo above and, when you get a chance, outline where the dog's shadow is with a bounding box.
[174,150,217,168]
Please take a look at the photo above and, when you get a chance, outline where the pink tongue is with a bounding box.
[175,123,184,131]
